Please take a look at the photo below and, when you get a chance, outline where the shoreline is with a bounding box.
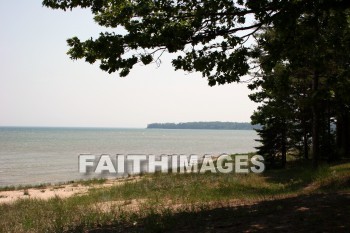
[0,176,141,204]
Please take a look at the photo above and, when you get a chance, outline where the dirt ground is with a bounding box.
[86,192,350,233]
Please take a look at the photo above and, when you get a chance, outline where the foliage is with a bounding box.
[249,5,350,167]
[42,0,350,166]
[0,162,349,232]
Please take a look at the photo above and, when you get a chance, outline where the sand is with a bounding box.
[0,177,140,204]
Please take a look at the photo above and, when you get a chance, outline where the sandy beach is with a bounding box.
[0,177,140,204]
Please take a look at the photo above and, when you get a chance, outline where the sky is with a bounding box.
[0,1,258,128]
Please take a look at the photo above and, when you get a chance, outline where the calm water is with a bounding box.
[0,127,259,186]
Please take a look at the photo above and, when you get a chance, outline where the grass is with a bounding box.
[23,189,29,196]
[0,161,349,233]
[79,178,107,186]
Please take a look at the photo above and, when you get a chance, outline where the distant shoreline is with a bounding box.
[147,121,259,130]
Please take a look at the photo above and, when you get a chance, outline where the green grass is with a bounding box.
[77,178,107,186]
[0,162,349,233]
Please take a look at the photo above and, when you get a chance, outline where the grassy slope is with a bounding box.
[0,161,349,233]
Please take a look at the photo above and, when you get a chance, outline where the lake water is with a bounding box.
[0,127,259,186]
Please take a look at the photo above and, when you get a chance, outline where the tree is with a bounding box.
[43,0,350,164]
[42,0,348,84]
[250,5,350,166]
[43,0,264,85]
[249,62,297,168]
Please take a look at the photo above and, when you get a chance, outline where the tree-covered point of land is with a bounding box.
[147,122,257,130]
[43,0,350,168]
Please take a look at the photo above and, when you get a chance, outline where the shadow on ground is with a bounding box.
[69,192,350,233]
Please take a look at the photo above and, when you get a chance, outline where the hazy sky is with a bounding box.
[0,1,257,128]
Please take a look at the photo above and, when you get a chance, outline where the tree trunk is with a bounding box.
[302,115,309,160]
[344,113,350,158]
[281,123,287,168]
[312,70,320,168]
[327,101,334,162]
[312,5,321,168]
[336,113,350,158]
[303,129,309,160]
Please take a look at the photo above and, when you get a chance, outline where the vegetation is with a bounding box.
[42,0,350,167]
[147,121,257,130]
[37,1,350,231]
[249,3,350,168]
[0,161,349,232]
